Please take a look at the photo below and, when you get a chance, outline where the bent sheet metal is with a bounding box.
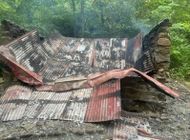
[0,25,179,124]
[0,30,149,84]
[0,29,178,96]
[0,19,178,140]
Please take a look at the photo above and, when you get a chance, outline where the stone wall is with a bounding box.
[121,77,166,115]
[143,19,172,80]
[121,20,173,114]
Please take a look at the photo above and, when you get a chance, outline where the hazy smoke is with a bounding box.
[9,0,150,38]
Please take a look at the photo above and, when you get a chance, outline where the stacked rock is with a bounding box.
[154,23,171,81]
[143,19,172,81]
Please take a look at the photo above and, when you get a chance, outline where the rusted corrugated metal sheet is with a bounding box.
[0,44,43,85]
[53,76,89,92]
[28,89,91,122]
[0,79,178,123]
[0,82,121,122]
[0,29,178,98]
[0,30,148,85]
[85,80,121,122]
[88,68,179,98]
[38,104,67,120]
[1,103,27,121]
[37,91,72,120]
[35,67,179,99]
[24,101,41,118]
[7,31,49,73]
[0,86,32,121]
[1,85,32,101]
[30,91,55,100]
[25,90,73,120]
[0,85,93,122]
[62,88,92,122]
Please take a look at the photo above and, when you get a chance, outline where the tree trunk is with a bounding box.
[80,0,85,36]
[71,0,77,36]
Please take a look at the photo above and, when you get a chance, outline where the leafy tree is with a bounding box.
[0,0,189,80]
[136,0,190,80]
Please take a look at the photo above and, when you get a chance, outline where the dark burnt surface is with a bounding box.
[1,20,27,39]
[143,19,171,51]
[141,19,171,73]
[3,31,152,83]
[1,19,173,83]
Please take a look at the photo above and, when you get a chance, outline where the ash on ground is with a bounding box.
[0,80,189,140]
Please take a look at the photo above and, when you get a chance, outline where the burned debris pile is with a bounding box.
[0,19,178,139]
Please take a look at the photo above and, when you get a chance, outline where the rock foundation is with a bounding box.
[143,19,172,81]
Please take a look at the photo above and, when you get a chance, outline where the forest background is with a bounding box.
[0,0,189,81]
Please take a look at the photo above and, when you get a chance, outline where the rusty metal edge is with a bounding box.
[3,30,37,47]
[87,68,179,98]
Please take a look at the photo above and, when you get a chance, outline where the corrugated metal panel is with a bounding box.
[0,50,43,85]
[37,104,66,120]
[24,91,72,119]
[1,103,27,121]
[85,80,121,122]
[62,88,92,122]
[1,30,151,85]
[0,105,3,118]
[23,101,41,118]
[0,85,32,121]
[88,68,179,98]
[29,91,55,100]
[10,42,33,62]
[24,89,92,121]
[37,91,72,120]
[41,60,70,82]
[134,51,155,72]
[8,31,48,73]
[0,87,93,122]
[1,85,32,101]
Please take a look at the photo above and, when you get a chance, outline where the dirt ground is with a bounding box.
[0,79,189,140]
[149,80,190,139]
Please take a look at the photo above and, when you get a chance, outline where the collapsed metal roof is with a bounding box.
[0,20,179,109]
[0,29,155,85]
[0,20,179,140]
[0,19,178,116]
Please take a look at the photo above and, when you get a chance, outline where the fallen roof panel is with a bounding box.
[62,88,92,122]
[85,80,121,122]
[0,45,43,85]
[0,85,94,122]
[1,103,27,121]
[87,68,179,98]
[1,85,32,101]
[0,30,151,85]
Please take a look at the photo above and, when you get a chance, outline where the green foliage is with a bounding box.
[136,0,190,80]
[0,0,145,37]
[0,0,189,80]
[170,24,190,80]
